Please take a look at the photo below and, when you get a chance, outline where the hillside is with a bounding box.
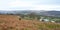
[0,15,60,30]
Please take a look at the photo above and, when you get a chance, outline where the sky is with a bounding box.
[0,0,60,11]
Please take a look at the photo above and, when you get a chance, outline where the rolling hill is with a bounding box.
[0,10,60,17]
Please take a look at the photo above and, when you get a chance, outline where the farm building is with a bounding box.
[39,17,55,23]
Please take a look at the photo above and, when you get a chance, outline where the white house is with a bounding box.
[43,19,49,22]
[51,21,55,23]
[39,17,44,21]
[40,17,49,22]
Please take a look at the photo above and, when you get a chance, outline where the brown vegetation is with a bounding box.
[0,15,60,30]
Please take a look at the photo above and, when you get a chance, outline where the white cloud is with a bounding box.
[8,0,34,7]
[7,0,60,11]
[0,0,60,11]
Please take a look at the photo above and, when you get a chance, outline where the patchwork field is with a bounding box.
[0,15,60,30]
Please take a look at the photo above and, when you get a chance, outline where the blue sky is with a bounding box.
[0,0,60,11]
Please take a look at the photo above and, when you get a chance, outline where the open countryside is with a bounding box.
[0,15,60,30]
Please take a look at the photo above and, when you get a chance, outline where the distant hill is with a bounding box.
[0,10,60,17]
[40,11,60,17]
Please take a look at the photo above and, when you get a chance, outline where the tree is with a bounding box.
[27,12,36,19]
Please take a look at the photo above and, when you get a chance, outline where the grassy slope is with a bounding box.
[0,15,60,30]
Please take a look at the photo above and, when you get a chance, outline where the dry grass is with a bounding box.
[0,15,60,30]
